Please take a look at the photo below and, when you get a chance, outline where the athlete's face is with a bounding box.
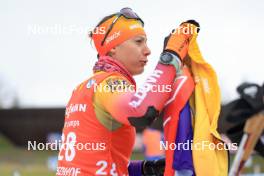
[110,35,151,75]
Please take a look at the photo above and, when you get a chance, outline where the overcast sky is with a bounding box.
[1,0,263,108]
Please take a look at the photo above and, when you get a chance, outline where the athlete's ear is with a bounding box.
[108,47,116,57]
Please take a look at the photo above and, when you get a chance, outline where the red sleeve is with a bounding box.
[97,63,176,126]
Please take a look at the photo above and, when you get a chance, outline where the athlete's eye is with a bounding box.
[135,39,143,43]
[134,38,144,45]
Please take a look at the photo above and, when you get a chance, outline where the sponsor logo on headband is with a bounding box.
[105,31,121,44]
[129,23,142,30]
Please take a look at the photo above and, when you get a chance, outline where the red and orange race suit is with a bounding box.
[56,62,176,176]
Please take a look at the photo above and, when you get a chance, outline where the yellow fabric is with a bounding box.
[188,33,228,176]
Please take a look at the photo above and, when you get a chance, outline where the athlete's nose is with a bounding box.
[143,44,151,56]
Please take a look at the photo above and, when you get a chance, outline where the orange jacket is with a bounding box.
[57,72,135,176]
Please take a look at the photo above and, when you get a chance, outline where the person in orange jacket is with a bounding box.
[142,127,165,160]
[56,7,199,176]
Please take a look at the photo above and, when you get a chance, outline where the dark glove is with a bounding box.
[142,158,165,176]
[163,20,200,60]
[181,20,200,32]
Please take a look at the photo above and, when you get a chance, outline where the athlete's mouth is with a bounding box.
[139,60,148,66]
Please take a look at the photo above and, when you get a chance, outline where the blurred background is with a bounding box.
[0,0,263,175]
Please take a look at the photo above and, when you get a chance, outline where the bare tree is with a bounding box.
[0,74,19,109]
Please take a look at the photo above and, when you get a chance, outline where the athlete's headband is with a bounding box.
[91,7,146,56]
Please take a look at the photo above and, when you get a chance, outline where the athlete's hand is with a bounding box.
[142,158,165,176]
[163,20,200,60]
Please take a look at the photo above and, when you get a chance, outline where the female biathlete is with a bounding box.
[56,7,199,176]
